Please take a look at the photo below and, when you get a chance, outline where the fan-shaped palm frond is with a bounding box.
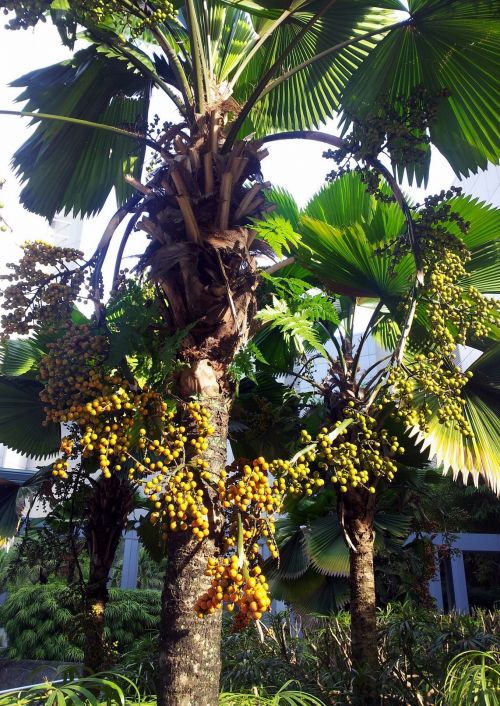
[341,0,500,184]
[11,45,151,219]
[410,345,500,494]
[0,376,61,459]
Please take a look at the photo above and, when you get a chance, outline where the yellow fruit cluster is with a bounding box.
[387,354,473,435]
[39,325,108,423]
[195,557,271,627]
[138,402,215,539]
[388,190,500,437]
[75,0,176,34]
[270,406,403,495]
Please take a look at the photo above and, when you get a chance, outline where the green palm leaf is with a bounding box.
[11,46,151,219]
[0,339,43,377]
[233,2,396,137]
[341,0,500,184]
[298,217,413,298]
[305,515,349,577]
[293,172,413,298]
[268,566,349,615]
[408,345,500,494]
[0,482,22,540]
[0,376,61,458]
[304,170,376,227]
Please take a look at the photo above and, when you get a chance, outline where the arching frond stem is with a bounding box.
[228,6,297,90]
[186,0,208,112]
[0,110,162,152]
[149,26,193,110]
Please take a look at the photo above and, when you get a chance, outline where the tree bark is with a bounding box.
[345,495,379,706]
[157,389,230,706]
[83,475,134,673]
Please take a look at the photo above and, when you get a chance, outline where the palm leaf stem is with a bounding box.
[112,211,142,289]
[394,287,418,366]
[106,38,185,113]
[186,0,207,112]
[351,300,384,378]
[228,5,298,90]
[260,130,423,280]
[224,0,339,150]
[89,192,144,315]
[356,353,391,389]
[319,321,347,374]
[263,256,296,274]
[149,26,193,110]
[0,109,161,152]
[261,18,410,102]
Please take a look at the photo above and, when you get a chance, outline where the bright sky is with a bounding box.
[0,20,458,284]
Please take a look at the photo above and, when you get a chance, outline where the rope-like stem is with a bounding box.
[186,0,207,112]
[150,26,193,110]
[0,109,162,152]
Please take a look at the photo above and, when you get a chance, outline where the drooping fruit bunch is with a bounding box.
[1,241,86,336]
[270,404,404,496]
[195,557,271,628]
[1,0,176,32]
[385,189,499,435]
[39,324,108,423]
[386,354,474,434]
[194,457,283,628]
[137,402,215,539]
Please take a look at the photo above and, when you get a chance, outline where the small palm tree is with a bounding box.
[250,170,500,704]
[1,2,499,704]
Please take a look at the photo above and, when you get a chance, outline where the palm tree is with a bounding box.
[1,2,499,704]
[0,335,137,672]
[249,171,500,704]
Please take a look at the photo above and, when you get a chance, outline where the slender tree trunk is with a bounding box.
[344,495,379,706]
[157,385,230,706]
[83,475,134,673]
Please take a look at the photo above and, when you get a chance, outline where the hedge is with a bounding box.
[0,584,160,661]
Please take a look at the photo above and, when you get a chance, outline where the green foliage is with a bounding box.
[0,669,139,706]
[228,342,268,387]
[218,684,326,706]
[220,607,499,705]
[0,585,160,662]
[10,46,151,219]
[341,0,500,183]
[0,376,61,459]
[250,214,301,259]
[439,650,500,706]
[256,294,338,360]
[106,279,192,388]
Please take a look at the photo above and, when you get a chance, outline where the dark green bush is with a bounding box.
[0,584,160,662]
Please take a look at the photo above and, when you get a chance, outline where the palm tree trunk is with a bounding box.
[345,496,379,706]
[83,475,134,673]
[157,385,229,706]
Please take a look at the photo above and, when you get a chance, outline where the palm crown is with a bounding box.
[4,0,499,221]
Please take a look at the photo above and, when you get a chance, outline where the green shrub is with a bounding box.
[0,585,160,662]
[0,668,140,706]
[438,650,500,706]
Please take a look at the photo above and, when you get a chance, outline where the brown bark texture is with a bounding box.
[138,117,262,705]
[345,494,379,706]
[83,475,134,673]
[157,391,230,706]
